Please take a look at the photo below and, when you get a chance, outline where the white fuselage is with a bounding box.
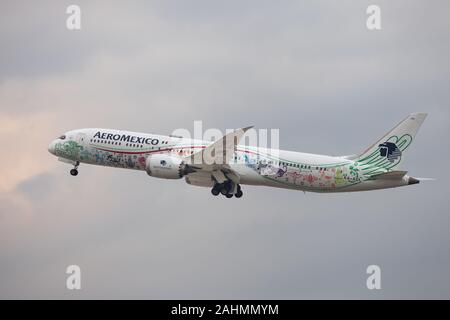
[48,128,414,193]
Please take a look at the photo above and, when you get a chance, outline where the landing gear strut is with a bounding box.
[70,161,80,176]
[235,185,243,198]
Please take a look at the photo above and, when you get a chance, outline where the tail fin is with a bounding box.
[355,113,427,171]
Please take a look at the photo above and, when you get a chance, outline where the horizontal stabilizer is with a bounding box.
[368,170,408,180]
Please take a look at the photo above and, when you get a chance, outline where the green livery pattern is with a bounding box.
[355,134,412,177]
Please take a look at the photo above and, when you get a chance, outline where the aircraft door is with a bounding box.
[76,132,87,146]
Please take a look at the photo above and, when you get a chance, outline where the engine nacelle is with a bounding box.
[145,154,186,179]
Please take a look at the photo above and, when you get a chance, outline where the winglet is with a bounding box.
[241,126,254,132]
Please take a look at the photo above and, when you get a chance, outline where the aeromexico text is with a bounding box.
[93,131,159,145]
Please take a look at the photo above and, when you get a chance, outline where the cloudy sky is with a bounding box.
[1,0,449,299]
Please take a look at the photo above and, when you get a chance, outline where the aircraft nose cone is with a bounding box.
[48,141,56,155]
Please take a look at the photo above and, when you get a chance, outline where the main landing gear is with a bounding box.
[70,161,80,176]
[211,181,243,198]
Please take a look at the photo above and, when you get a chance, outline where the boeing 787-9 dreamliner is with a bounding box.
[48,113,427,198]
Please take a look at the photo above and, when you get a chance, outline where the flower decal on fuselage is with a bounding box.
[54,140,83,160]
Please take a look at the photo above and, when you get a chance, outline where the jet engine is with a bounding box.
[146,154,193,179]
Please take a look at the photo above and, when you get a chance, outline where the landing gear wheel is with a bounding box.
[225,193,233,198]
[220,186,228,195]
[221,181,232,195]
[211,188,220,196]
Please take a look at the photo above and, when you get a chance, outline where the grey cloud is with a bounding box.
[16,173,56,201]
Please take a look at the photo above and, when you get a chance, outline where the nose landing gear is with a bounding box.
[70,161,80,176]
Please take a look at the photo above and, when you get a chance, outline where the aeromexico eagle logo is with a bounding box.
[378,141,402,162]
[357,134,412,171]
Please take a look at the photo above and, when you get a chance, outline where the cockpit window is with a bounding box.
[59,135,66,140]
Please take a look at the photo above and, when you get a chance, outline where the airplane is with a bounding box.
[48,113,427,198]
